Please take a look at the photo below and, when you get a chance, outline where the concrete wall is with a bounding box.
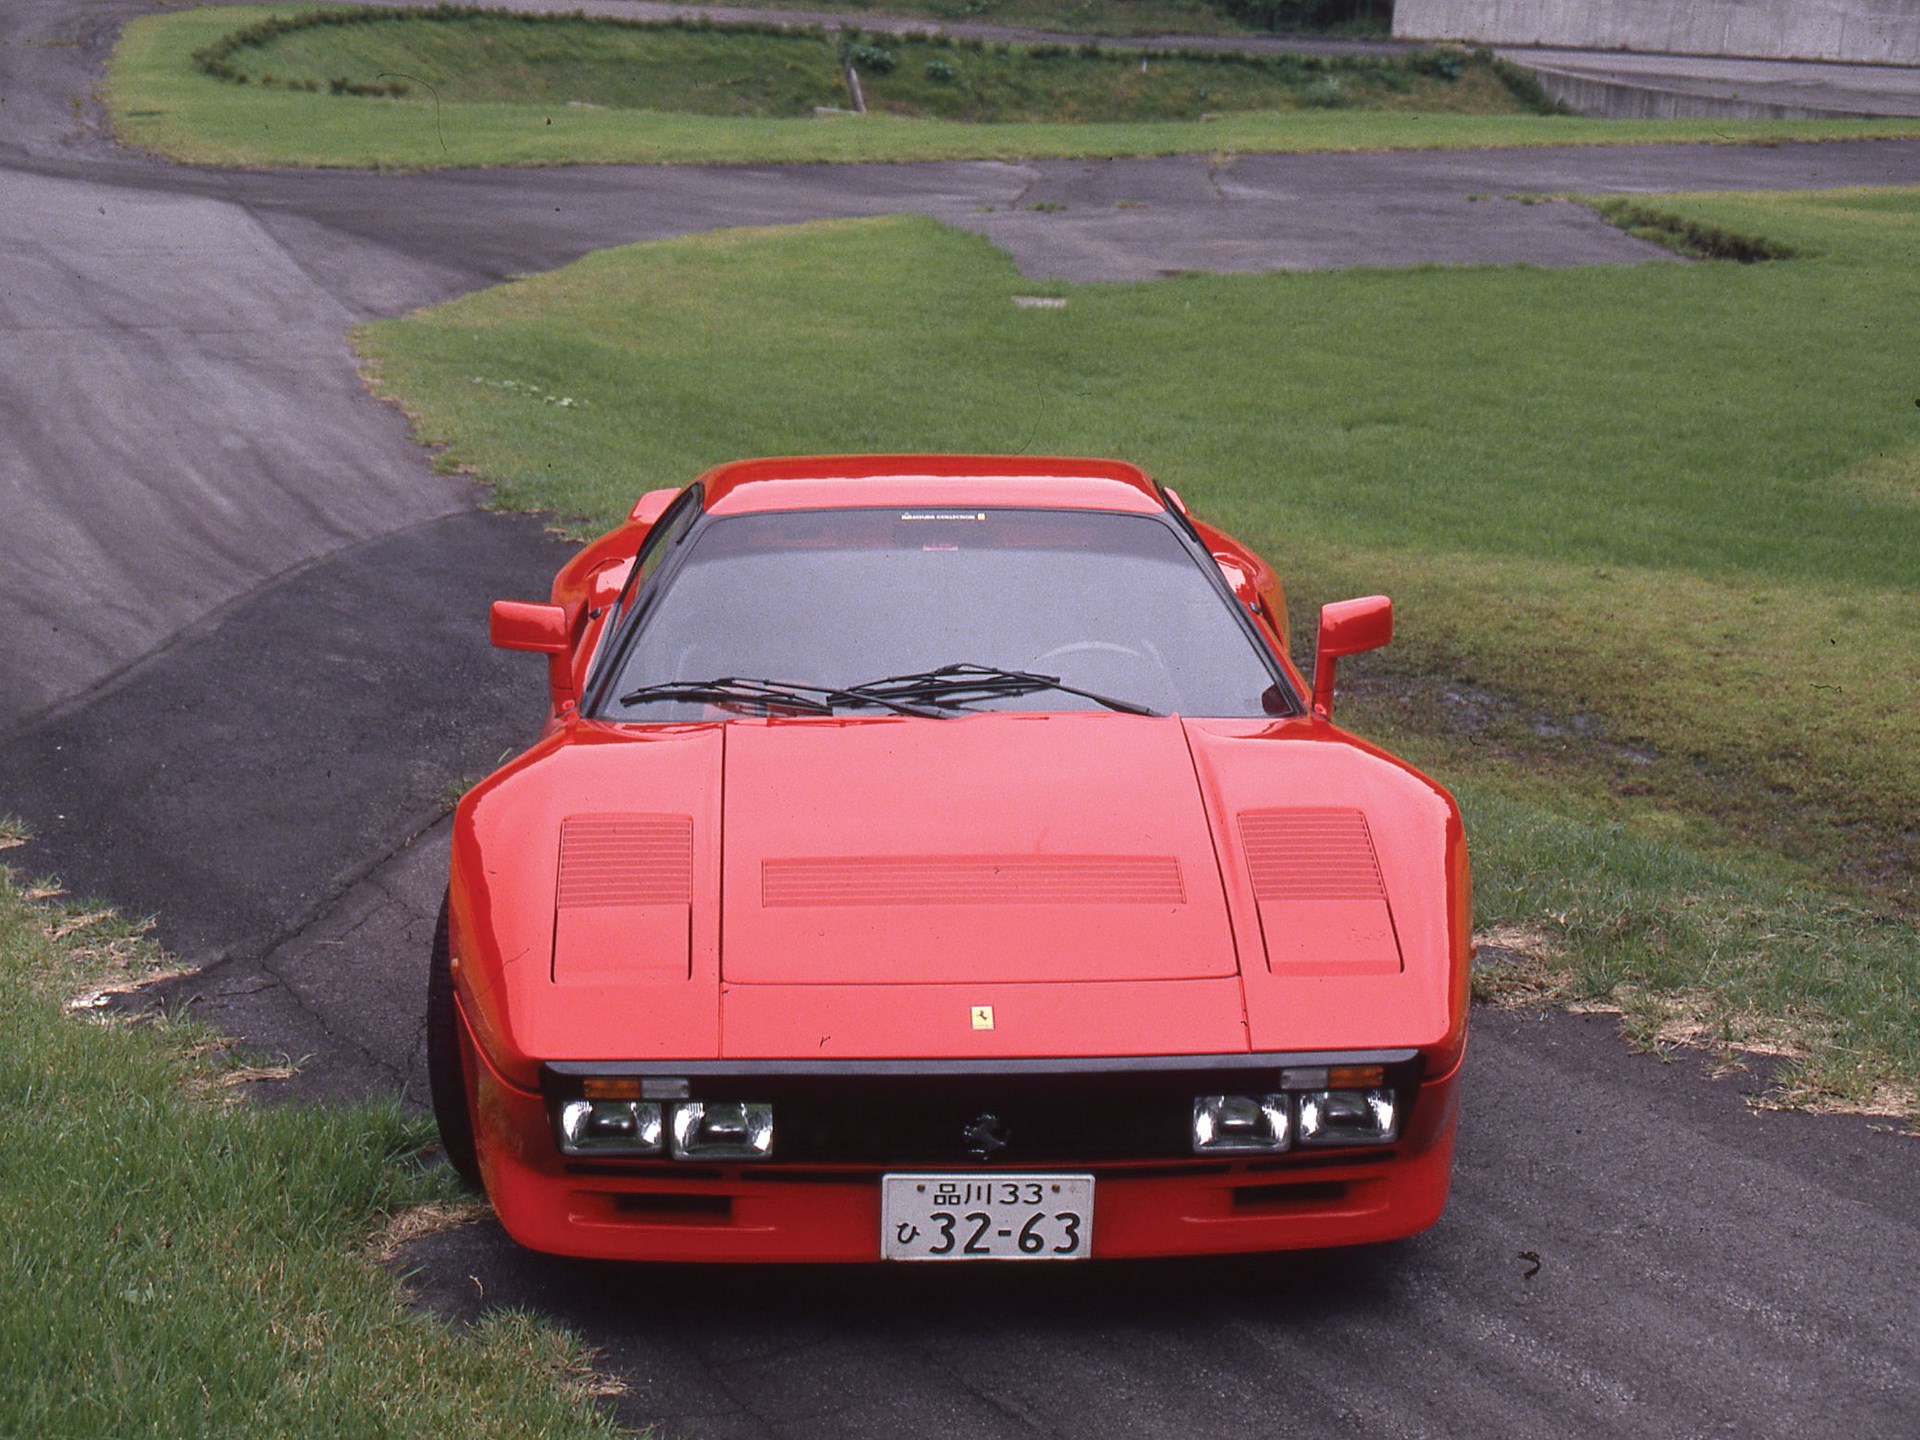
[1526,69,1865,120]
[1393,0,1920,65]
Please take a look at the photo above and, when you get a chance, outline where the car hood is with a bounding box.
[719,714,1236,986]
[452,713,1466,1077]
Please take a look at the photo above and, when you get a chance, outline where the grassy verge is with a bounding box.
[1585,196,1801,262]
[353,197,1920,1105]
[108,7,1920,168]
[673,0,1339,38]
[1430,737,1917,1113]
[190,9,1523,122]
[0,834,618,1437]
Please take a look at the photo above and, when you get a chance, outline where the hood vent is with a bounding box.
[553,815,694,984]
[762,854,1185,908]
[557,814,694,907]
[1237,808,1400,975]
[1238,808,1385,901]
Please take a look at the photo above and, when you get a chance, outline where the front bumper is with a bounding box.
[464,1020,1463,1263]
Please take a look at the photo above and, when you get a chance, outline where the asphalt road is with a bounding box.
[3,3,1919,1436]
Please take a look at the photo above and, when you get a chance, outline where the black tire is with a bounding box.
[426,895,483,1189]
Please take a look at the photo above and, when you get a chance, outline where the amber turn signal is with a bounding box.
[1326,1065,1386,1089]
[582,1077,643,1100]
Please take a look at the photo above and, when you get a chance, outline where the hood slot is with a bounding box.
[761,854,1185,908]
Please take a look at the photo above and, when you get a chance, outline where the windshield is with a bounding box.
[592,507,1288,720]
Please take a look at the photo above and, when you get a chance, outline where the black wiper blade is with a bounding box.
[841,663,1158,717]
[615,677,942,719]
[616,678,835,716]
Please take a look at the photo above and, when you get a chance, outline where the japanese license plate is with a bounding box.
[881,1173,1093,1261]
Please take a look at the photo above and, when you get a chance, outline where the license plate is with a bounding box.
[881,1173,1093,1261]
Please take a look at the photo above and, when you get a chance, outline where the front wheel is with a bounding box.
[426,895,482,1189]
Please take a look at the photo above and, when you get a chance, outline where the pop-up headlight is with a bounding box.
[1296,1088,1398,1146]
[670,1101,775,1160]
[1192,1094,1291,1153]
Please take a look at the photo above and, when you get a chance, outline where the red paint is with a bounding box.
[627,486,680,525]
[696,453,1169,515]
[447,456,1469,1262]
[1191,515,1291,654]
[1311,594,1393,719]
[720,716,1236,988]
[489,599,568,654]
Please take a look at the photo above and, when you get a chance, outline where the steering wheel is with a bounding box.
[1024,640,1150,672]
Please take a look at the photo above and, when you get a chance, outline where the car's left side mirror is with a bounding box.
[1311,595,1392,720]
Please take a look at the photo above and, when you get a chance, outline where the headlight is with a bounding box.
[1194,1065,1401,1154]
[1296,1088,1398,1145]
[557,1098,664,1156]
[1192,1094,1291,1153]
[552,1081,776,1161]
[670,1101,775,1160]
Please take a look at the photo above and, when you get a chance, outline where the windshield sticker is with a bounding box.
[901,511,987,522]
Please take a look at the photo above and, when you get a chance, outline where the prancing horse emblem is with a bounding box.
[962,1112,1011,1160]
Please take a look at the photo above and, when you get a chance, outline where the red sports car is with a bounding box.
[430,455,1469,1262]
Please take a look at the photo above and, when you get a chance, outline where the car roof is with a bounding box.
[694,455,1170,518]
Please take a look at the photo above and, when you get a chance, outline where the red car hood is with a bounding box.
[719,715,1234,986]
[452,713,1466,1078]
[712,715,1253,1060]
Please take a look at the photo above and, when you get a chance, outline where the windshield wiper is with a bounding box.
[617,667,1153,719]
[838,663,1158,717]
[616,677,942,718]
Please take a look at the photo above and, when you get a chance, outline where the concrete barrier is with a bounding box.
[1527,68,1862,119]
[1393,0,1920,66]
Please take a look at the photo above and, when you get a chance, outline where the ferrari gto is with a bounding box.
[430,455,1469,1262]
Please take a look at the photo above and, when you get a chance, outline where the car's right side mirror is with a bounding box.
[491,598,579,710]
[490,600,569,654]
[1311,595,1392,720]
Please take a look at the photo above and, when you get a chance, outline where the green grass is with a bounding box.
[108,7,1920,168]
[677,0,1329,38]
[0,851,619,1437]
[1585,196,1801,262]
[1447,754,1919,1110]
[194,10,1523,123]
[353,194,1920,1100]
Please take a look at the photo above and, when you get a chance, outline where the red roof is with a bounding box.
[695,454,1168,517]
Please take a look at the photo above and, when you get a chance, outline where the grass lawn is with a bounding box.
[0,832,618,1436]
[354,194,1920,1107]
[192,10,1517,121]
[679,0,1364,38]
[108,7,1920,168]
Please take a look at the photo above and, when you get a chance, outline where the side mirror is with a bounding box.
[628,487,680,526]
[491,599,578,710]
[1311,595,1392,720]
[490,600,569,654]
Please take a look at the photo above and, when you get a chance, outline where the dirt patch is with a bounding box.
[368,1199,491,1266]
[1474,923,1918,1126]
[1587,197,1801,262]
[1471,923,1576,1006]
